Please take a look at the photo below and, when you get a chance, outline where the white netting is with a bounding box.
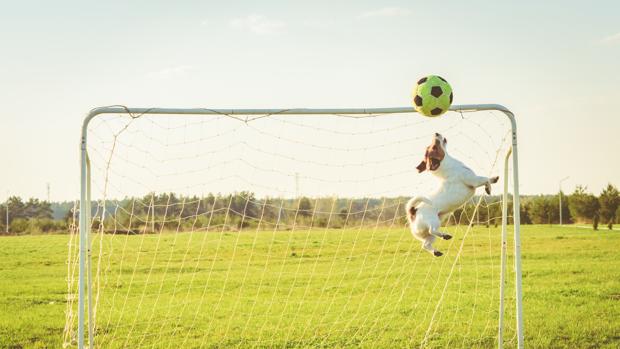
[64,108,517,348]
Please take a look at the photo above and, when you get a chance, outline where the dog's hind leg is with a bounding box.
[429,218,452,241]
[431,230,452,240]
[422,236,443,257]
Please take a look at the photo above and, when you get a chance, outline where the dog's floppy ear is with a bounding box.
[417,150,429,173]
[416,150,429,173]
[416,160,427,173]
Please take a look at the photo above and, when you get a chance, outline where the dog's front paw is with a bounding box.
[485,183,492,195]
[433,251,443,257]
[490,176,499,184]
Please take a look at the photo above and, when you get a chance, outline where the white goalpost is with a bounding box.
[65,104,523,348]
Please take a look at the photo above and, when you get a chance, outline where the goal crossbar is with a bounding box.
[82,104,512,120]
[77,104,523,349]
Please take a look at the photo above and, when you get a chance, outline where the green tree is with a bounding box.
[258,197,280,224]
[24,198,53,219]
[64,206,76,223]
[528,196,556,224]
[518,201,532,225]
[568,185,599,228]
[230,191,259,228]
[5,196,26,222]
[298,197,314,217]
[0,196,45,227]
[0,201,6,232]
[599,184,620,230]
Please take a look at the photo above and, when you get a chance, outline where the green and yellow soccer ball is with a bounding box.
[412,75,453,117]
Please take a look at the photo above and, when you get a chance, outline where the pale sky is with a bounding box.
[1,0,619,201]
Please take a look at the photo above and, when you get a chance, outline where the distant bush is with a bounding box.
[5,218,67,234]
[32,218,67,233]
[10,218,29,234]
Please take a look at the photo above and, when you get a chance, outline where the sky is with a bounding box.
[0,0,619,201]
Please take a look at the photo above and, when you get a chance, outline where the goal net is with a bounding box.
[64,106,522,348]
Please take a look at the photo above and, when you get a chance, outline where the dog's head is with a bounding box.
[416,133,448,173]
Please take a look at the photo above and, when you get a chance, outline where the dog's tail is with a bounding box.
[405,196,433,223]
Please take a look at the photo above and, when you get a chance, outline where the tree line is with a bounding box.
[453,184,619,230]
[1,183,618,235]
[0,197,69,234]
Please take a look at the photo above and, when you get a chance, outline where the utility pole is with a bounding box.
[46,183,51,202]
[295,172,300,198]
[559,176,569,225]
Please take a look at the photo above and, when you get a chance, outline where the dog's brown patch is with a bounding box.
[420,138,445,172]
[408,205,417,220]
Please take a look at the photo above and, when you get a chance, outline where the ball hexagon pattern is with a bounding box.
[430,86,443,98]
[411,75,453,117]
[413,95,423,107]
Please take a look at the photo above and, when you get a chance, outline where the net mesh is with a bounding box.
[64,109,517,348]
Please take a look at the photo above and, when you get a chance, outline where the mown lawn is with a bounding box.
[0,225,618,348]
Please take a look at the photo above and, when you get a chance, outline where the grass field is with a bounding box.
[0,225,619,348]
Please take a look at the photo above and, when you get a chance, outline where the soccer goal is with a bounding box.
[64,105,523,349]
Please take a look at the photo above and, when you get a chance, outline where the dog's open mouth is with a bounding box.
[429,158,441,171]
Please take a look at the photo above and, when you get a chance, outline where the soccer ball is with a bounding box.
[412,75,453,117]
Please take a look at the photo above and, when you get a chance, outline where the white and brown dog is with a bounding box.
[406,133,499,256]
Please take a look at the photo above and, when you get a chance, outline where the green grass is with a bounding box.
[0,225,619,348]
